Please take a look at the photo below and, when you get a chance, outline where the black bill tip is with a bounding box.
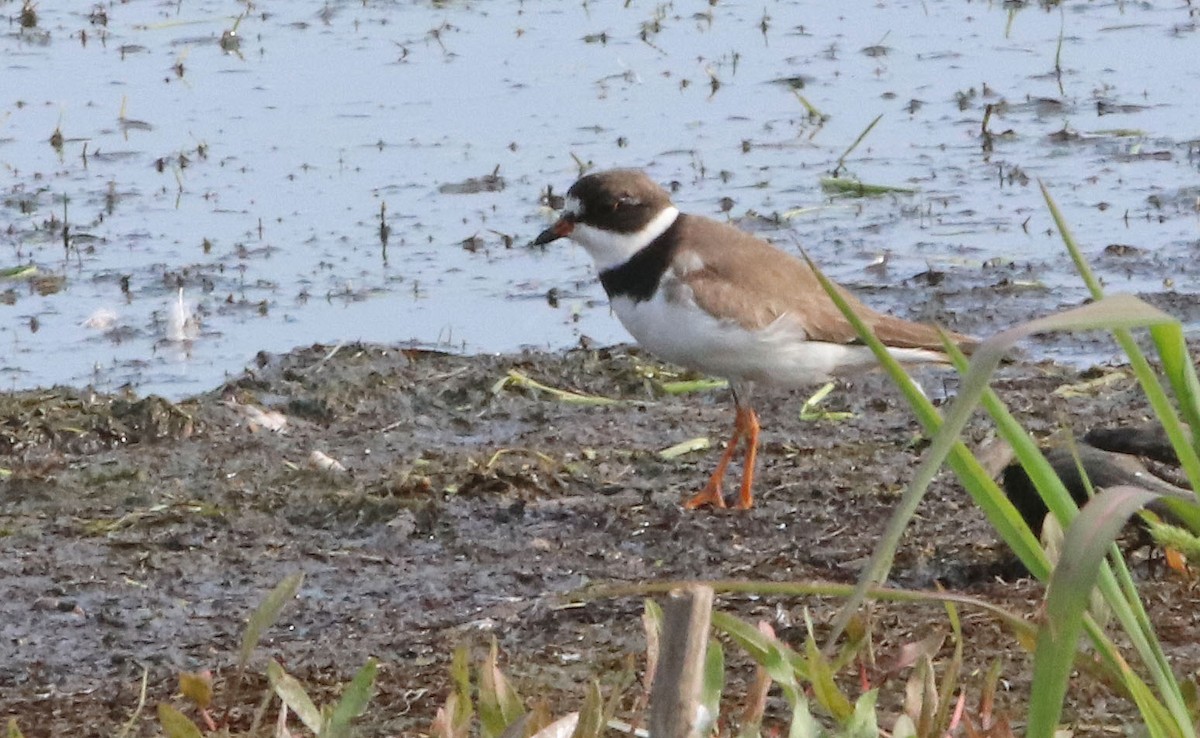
[530,218,574,247]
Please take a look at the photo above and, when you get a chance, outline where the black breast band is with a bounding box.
[597,216,683,303]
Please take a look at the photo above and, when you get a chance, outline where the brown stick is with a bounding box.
[647,585,714,738]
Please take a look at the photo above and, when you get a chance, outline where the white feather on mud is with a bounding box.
[307,450,347,474]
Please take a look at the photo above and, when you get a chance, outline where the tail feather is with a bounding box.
[870,314,978,355]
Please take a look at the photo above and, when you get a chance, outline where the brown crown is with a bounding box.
[566,169,674,234]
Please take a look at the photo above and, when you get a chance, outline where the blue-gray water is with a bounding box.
[2,1,1197,397]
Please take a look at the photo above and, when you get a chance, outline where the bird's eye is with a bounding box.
[615,194,642,209]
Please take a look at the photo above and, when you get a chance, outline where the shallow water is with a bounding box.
[2,0,1197,397]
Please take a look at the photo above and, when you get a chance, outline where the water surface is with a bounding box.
[2,1,1197,397]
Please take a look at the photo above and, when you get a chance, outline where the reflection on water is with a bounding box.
[1,1,1197,397]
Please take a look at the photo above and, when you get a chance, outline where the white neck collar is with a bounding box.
[569,206,680,272]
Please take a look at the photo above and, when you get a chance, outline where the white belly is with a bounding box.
[610,293,943,387]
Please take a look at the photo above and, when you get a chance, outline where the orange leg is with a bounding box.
[735,408,760,510]
[684,406,760,510]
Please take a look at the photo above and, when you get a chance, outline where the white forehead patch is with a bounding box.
[563,195,583,217]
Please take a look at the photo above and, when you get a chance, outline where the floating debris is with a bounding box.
[81,308,119,330]
[819,178,916,197]
[0,265,37,280]
[166,289,199,342]
[438,167,506,195]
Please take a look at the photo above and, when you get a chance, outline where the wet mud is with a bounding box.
[3,338,1199,736]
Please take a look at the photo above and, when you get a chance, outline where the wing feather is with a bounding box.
[670,215,976,354]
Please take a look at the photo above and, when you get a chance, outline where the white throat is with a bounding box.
[569,205,680,271]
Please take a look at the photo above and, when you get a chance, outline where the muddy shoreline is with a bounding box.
[2,339,1199,736]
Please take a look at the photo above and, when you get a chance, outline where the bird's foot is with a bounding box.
[1165,547,1190,576]
[683,481,727,510]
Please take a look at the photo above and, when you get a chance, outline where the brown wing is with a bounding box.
[670,215,976,353]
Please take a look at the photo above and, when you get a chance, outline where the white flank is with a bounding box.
[612,290,945,387]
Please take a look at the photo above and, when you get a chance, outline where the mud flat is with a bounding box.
[2,340,1199,736]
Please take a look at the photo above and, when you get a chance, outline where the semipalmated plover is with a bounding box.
[534,169,976,509]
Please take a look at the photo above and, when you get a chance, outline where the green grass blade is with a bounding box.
[658,437,711,460]
[1027,486,1161,738]
[1042,181,1200,519]
[450,644,474,732]
[789,695,822,738]
[819,178,916,197]
[1081,561,1187,738]
[480,639,525,738]
[594,580,1039,645]
[238,572,304,676]
[711,611,811,684]
[804,255,953,648]
[267,660,323,734]
[846,690,881,738]
[804,622,853,721]
[792,89,825,120]
[568,681,605,738]
[805,255,1050,647]
[710,610,771,662]
[836,113,883,171]
[156,704,204,738]
[1154,322,1200,442]
[326,658,378,738]
[115,668,149,738]
[658,377,728,395]
[1042,183,1200,738]
[643,598,663,692]
[0,265,37,280]
[799,381,854,421]
[802,252,936,427]
[500,369,620,406]
[815,273,1171,645]
[1040,180,1103,300]
[1149,322,1200,512]
[933,600,964,735]
[700,638,725,730]
[711,611,827,738]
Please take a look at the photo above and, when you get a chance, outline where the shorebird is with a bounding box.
[534,169,975,509]
[1000,424,1193,573]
